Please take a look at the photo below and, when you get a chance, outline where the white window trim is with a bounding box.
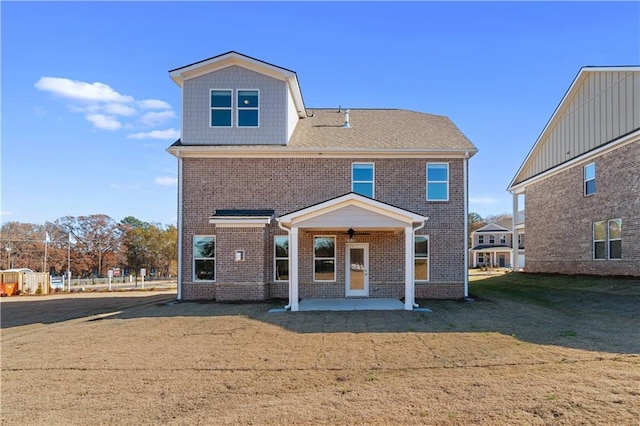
[274,235,289,282]
[608,219,622,260]
[414,235,429,283]
[489,234,495,244]
[478,235,484,244]
[351,162,375,198]
[426,162,449,201]
[584,162,595,196]
[210,89,233,128]
[193,235,216,282]
[236,89,260,128]
[593,221,606,260]
[313,235,336,282]
[499,235,506,244]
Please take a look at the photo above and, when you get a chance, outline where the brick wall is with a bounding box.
[180,156,467,300]
[525,140,639,276]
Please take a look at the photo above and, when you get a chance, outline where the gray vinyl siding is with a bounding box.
[520,70,640,182]
[181,65,289,145]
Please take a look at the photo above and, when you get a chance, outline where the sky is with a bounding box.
[2,1,639,227]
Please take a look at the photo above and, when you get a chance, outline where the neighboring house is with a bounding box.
[167,51,478,310]
[469,218,516,268]
[508,66,639,276]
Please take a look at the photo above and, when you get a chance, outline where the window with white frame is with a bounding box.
[274,236,289,281]
[518,233,524,249]
[584,163,596,196]
[593,221,606,260]
[499,235,506,245]
[489,235,495,244]
[314,236,335,281]
[608,219,622,259]
[352,163,374,198]
[426,163,449,201]
[193,236,215,281]
[237,90,259,127]
[210,90,232,127]
[414,236,429,281]
[478,235,484,244]
[478,253,485,263]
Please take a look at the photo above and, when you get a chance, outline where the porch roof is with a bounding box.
[277,193,427,229]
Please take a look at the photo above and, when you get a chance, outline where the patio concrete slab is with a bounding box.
[298,298,405,311]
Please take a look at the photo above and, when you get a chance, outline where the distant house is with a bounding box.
[469,218,517,268]
[508,66,639,276]
[167,51,478,310]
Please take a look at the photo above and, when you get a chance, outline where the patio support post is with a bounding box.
[290,227,299,312]
[404,226,414,310]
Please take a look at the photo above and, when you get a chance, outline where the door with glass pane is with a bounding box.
[345,243,368,297]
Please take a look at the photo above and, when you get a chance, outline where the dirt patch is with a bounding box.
[1,275,638,425]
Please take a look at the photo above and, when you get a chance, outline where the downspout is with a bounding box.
[277,219,292,310]
[412,220,426,308]
[177,153,183,301]
[463,151,470,298]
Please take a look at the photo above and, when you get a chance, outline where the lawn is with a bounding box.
[1,273,638,425]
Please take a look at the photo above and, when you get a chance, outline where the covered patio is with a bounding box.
[277,193,427,311]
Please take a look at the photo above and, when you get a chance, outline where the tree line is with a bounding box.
[0,215,177,278]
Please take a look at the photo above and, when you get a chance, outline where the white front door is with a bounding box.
[345,243,369,297]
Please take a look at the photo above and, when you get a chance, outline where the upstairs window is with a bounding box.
[584,163,596,196]
[210,90,232,127]
[489,235,495,244]
[352,163,374,198]
[237,90,259,127]
[499,235,506,245]
[427,163,449,201]
[478,235,484,244]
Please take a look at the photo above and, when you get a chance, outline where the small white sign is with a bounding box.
[140,268,146,277]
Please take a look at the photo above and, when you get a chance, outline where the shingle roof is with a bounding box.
[289,109,476,151]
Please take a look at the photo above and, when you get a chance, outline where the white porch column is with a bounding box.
[404,226,414,310]
[290,227,299,312]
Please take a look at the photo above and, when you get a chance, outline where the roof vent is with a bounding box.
[343,109,351,128]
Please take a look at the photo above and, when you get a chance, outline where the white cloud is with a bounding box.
[127,128,180,140]
[86,114,122,131]
[0,211,13,217]
[155,176,177,186]
[469,196,499,205]
[35,77,133,103]
[103,103,137,116]
[140,110,175,126]
[139,99,171,110]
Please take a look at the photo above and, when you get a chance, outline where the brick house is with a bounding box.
[167,51,478,310]
[469,218,517,269]
[508,66,639,276]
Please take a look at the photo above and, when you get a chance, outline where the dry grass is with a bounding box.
[1,273,639,425]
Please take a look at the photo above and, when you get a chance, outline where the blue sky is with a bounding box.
[2,1,639,226]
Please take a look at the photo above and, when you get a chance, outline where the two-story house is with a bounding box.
[508,66,639,276]
[469,218,518,269]
[167,51,478,310]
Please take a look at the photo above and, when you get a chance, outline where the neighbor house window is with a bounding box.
[499,235,506,245]
[274,236,289,281]
[237,90,259,127]
[314,236,335,281]
[414,236,429,281]
[593,221,606,260]
[489,235,495,244]
[518,233,524,249]
[608,219,622,259]
[478,235,484,244]
[352,163,374,198]
[584,163,596,196]
[193,236,215,281]
[478,253,485,263]
[427,163,449,201]
[210,90,232,127]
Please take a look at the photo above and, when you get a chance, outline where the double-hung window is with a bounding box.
[584,163,596,196]
[237,90,259,127]
[489,235,495,244]
[352,163,374,198]
[593,221,606,260]
[478,235,484,244]
[608,219,622,259]
[499,235,506,245]
[193,236,216,281]
[427,163,449,201]
[274,236,289,281]
[414,236,429,281]
[210,90,232,127]
[314,236,335,281]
